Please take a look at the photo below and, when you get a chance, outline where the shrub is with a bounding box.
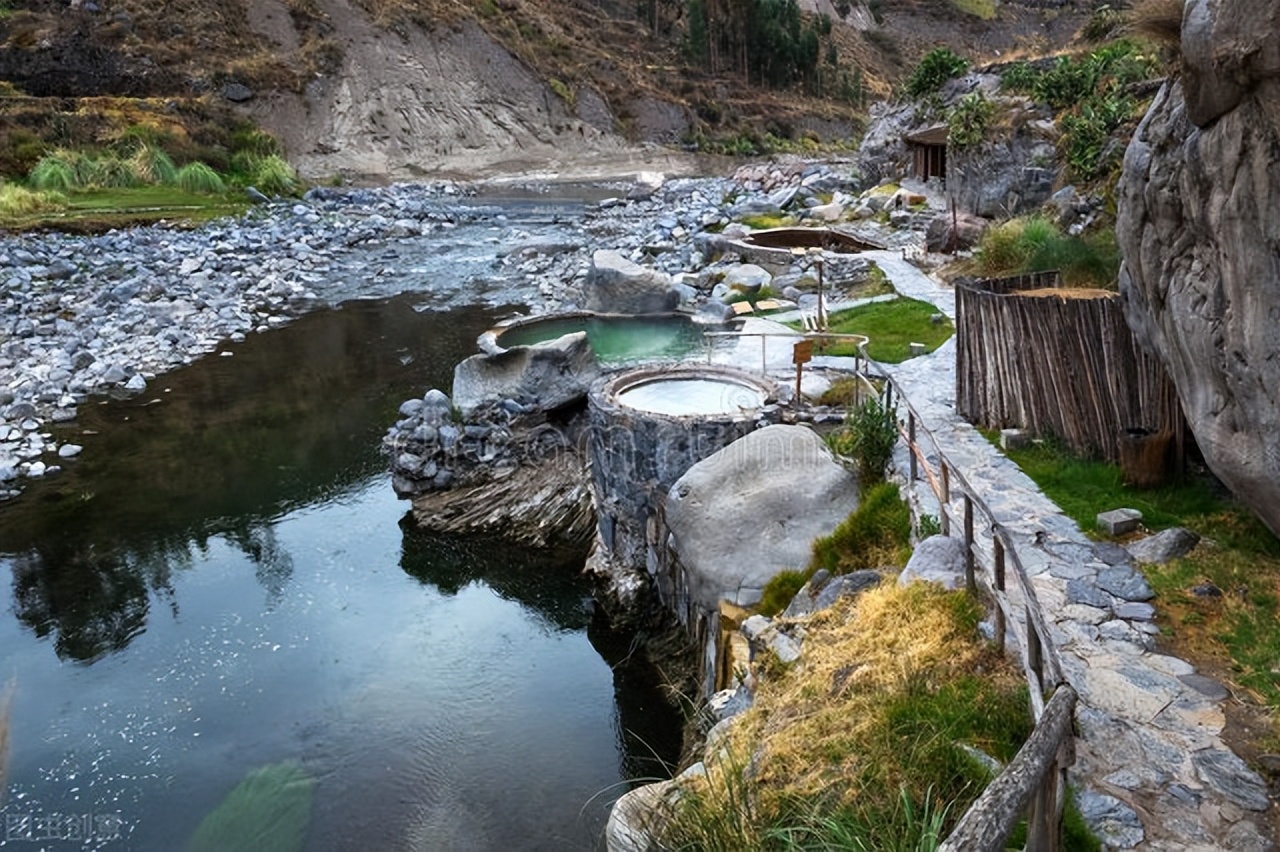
[946,92,995,150]
[1033,56,1097,110]
[81,154,138,189]
[28,153,77,192]
[999,61,1039,94]
[905,48,968,97]
[176,161,227,194]
[240,154,300,196]
[830,397,899,483]
[811,481,912,573]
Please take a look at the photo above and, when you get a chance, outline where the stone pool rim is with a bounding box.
[477,310,730,358]
[592,363,777,423]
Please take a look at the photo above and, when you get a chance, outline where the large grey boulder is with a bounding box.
[585,249,679,314]
[451,331,599,416]
[665,424,858,609]
[1116,0,1280,537]
[1126,527,1201,565]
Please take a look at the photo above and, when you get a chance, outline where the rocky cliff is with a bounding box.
[1116,0,1280,535]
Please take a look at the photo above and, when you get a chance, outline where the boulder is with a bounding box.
[451,331,599,416]
[584,250,679,314]
[665,424,859,608]
[898,534,967,590]
[1126,527,1201,565]
[782,568,882,618]
[1115,0,1280,537]
[926,211,989,253]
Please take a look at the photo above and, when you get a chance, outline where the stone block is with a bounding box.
[908,342,927,357]
[1097,507,1142,535]
[1000,428,1030,450]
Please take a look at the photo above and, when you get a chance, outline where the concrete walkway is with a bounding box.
[869,255,1273,850]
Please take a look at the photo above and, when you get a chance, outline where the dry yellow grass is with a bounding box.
[673,582,1027,841]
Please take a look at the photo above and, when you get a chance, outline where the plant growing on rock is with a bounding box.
[829,396,899,483]
[946,92,996,150]
[810,481,911,573]
[905,48,968,97]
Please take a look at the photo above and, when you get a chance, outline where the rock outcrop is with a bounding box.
[451,332,600,416]
[664,424,858,609]
[584,250,681,314]
[1116,0,1280,536]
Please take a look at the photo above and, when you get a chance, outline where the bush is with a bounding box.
[811,481,912,573]
[905,48,968,97]
[0,182,66,216]
[245,154,300,196]
[81,154,138,189]
[176,161,227,194]
[946,91,995,150]
[829,397,899,483]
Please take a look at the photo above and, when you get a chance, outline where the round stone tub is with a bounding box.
[587,364,776,574]
[478,311,728,365]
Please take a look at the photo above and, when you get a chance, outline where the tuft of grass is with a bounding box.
[0,182,67,215]
[659,583,1031,851]
[739,213,793,230]
[976,216,1119,288]
[759,569,811,617]
[176,161,227,194]
[811,481,912,573]
[803,297,954,362]
[827,397,900,484]
[242,153,301,196]
[128,144,178,185]
[28,152,77,192]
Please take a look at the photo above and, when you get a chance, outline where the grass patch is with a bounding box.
[997,438,1280,714]
[811,481,912,573]
[0,185,248,231]
[796,297,953,363]
[950,0,995,19]
[976,216,1119,288]
[659,583,1032,851]
[739,213,793,230]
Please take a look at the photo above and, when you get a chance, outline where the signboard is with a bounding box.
[792,339,814,365]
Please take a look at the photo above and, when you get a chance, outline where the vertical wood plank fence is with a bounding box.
[955,271,1183,464]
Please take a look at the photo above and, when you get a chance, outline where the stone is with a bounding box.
[1192,748,1272,811]
[101,364,128,385]
[1179,673,1230,701]
[1126,527,1201,564]
[1075,789,1145,849]
[1114,601,1156,621]
[1096,507,1142,535]
[925,210,988,253]
[999,428,1030,450]
[1066,578,1113,609]
[584,250,679,314]
[783,569,882,618]
[1097,565,1155,602]
[399,398,425,418]
[665,425,858,609]
[124,374,147,392]
[606,779,680,852]
[57,444,82,459]
[1116,0,1280,538]
[451,332,599,416]
[898,534,968,590]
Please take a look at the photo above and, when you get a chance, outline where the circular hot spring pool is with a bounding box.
[490,312,725,365]
[609,366,771,418]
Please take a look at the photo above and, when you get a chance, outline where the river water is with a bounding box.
[0,208,681,850]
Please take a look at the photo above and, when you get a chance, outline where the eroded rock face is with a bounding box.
[1116,0,1280,535]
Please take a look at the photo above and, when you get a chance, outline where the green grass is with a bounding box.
[976,216,1120,288]
[950,0,995,19]
[796,297,953,363]
[995,437,1280,715]
[0,185,249,231]
[811,481,912,573]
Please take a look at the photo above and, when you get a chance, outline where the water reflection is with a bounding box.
[0,296,505,661]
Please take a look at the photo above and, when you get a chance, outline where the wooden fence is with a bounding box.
[955,272,1183,464]
[885,373,1078,852]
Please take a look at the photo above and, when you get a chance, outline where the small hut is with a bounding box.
[905,123,949,182]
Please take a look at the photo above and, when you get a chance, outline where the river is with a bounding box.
[0,208,682,851]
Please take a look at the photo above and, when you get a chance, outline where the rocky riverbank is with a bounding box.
[1,158,945,499]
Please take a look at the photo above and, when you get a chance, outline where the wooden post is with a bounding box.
[940,463,952,536]
[908,412,918,483]
[994,535,1007,654]
[1028,615,1044,687]
[964,495,975,593]
[793,340,813,410]
[1026,759,1063,852]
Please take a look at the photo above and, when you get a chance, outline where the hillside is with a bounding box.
[0,0,1096,180]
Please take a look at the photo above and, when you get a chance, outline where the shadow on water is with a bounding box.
[0,295,507,662]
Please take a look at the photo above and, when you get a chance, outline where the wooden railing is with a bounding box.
[883,369,1078,852]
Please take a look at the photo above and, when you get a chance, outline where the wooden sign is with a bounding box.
[792,339,814,365]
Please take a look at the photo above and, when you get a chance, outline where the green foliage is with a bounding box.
[759,569,811,616]
[905,48,968,97]
[763,785,955,852]
[811,481,911,572]
[999,61,1038,94]
[976,216,1119,287]
[28,153,77,192]
[832,398,900,484]
[1060,94,1135,181]
[918,513,941,539]
[946,92,995,150]
[187,761,314,852]
[685,0,834,91]
[1034,56,1097,109]
[176,161,228,194]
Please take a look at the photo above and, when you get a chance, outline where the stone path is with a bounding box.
[861,254,1274,850]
